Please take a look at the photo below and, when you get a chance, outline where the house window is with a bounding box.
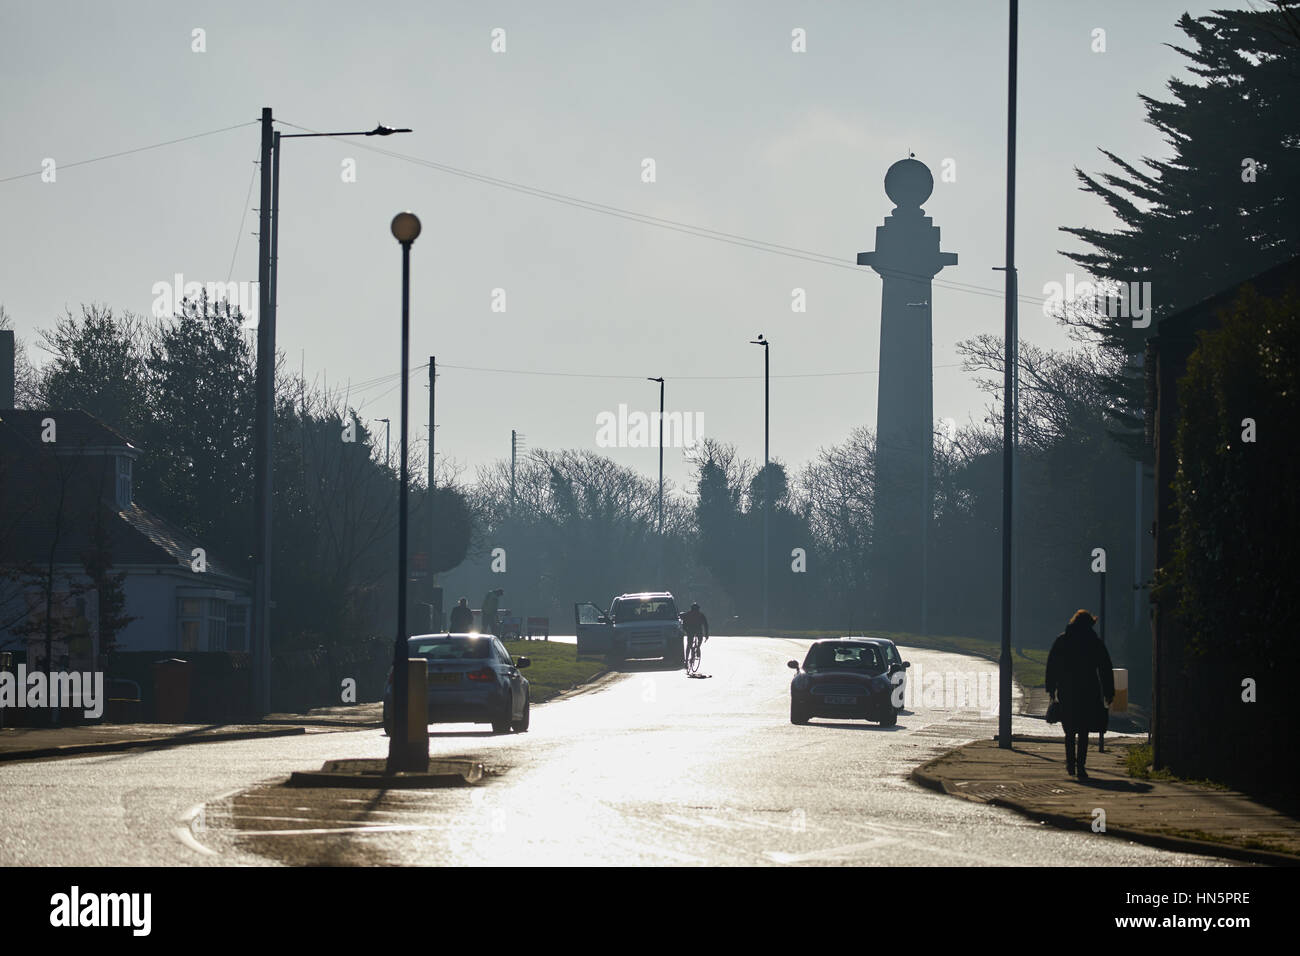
[226,604,248,652]
[178,595,248,652]
[206,599,228,651]
[116,456,133,508]
[178,598,202,651]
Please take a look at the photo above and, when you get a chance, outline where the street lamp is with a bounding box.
[378,417,391,470]
[647,377,665,580]
[388,210,422,773]
[251,108,411,717]
[749,334,770,632]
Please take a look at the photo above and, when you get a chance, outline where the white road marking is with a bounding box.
[173,825,216,857]
[235,824,441,837]
[766,836,901,863]
[173,785,245,858]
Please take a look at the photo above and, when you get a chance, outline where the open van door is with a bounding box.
[574,602,612,657]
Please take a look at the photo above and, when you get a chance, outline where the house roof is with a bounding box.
[116,502,246,581]
[0,410,247,585]
[1,496,247,585]
[0,408,137,453]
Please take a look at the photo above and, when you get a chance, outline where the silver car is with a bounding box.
[384,633,531,735]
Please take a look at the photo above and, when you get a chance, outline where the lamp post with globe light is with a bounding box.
[387,210,425,772]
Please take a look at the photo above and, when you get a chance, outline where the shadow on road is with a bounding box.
[381,729,508,739]
[600,658,684,674]
[806,720,905,732]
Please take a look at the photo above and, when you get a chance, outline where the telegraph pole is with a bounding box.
[764,341,769,633]
[657,379,664,535]
[998,0,1019,748]
[647,376,665,583]
[252,107,275,717]
[436,356,441,629]
[436,356,441,494]
[250,109,412,719]
[749,334,770,633]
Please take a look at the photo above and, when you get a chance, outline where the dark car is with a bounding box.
[384,633,531,735]
[787,638,910,726]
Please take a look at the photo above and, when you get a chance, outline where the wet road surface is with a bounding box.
[0,637,1229,866]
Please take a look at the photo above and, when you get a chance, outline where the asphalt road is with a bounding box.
[0,636,1230,866]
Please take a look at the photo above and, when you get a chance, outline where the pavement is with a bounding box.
[913,735,1300,866]
[0,702,382,762]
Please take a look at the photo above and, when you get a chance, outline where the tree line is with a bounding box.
[2,294,472,655]
[3,5,1296,707]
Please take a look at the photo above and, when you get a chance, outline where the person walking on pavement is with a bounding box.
[481,587,504,637]
[449,597,473,633]
[1045,609,1115,780]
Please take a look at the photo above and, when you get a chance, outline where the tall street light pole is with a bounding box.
[429,357,437,627]
[379,417,391,469]
[251,107,411,716]
[434,356,444,496]
[750,335,770,632]
[647,377,665,580]
[998,1,1019,748]
[388,211,421,772]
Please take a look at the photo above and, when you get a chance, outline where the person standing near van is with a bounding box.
[481,587,504,637]
[449,597,474,633]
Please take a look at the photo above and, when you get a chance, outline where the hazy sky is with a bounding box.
[1,0,1225,495]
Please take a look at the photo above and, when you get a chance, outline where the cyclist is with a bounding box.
[680,602,709,672]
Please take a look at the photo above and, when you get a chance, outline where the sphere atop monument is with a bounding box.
[884,157,934,209]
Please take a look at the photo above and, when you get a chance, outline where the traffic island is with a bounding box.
[912,735,1300,866]
[287,757,486,789]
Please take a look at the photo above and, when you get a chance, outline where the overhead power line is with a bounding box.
[437,360,966,381]
[227,157,260,282]
[4,115,1047,307]
[337,359,966,397]
[275,118,1048,307]
[0,120,260,184]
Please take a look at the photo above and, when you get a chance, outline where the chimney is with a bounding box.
[0,329,14,409]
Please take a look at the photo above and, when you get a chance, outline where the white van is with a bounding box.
[574,592,684,665]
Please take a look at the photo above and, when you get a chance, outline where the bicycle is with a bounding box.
[684,633,704,675]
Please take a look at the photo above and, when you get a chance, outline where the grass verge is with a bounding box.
[1124,742,1229,789]
[1147,827,1295,854]
[501,638,608,703]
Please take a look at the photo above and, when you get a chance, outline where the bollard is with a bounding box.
[1110,668,1128,713]
[401,657,429,772]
